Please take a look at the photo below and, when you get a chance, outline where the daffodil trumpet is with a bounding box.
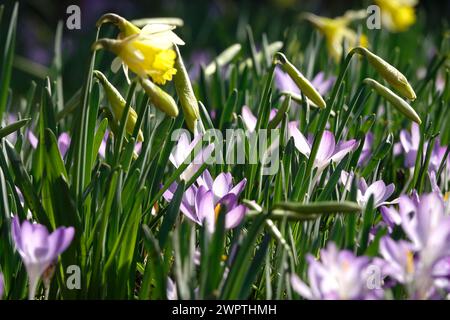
[93,70,144,141]
[352,46,416,100]
[363,78,421,124]
[273,52,326,109]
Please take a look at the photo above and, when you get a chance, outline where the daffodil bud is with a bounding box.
[270,201,361,220]
[173,45,200,133]
[353,47,417,100]
[140,78,179,117]
[273,52,326,109]
[96,13,140,38]
[364,78,421,124]
[93,70,144,141]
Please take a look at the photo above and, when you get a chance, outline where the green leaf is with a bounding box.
[0,118,30,139]
[0,2,18,120]
[158,180,185,249]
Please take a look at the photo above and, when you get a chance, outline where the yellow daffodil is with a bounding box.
[302,10,368,61]
[375,0,417,32]
[94,14,184,85]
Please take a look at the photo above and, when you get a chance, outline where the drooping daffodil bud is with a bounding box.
[364,78,421,124]
[140,78,179,118]
[173,45,201,133]
[353,46,416,100]
[93,70,144,141]
[274,52,326,109]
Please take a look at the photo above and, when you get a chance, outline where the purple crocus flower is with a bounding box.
[340,171,396,208]
[241,106,277,132]
[98,131,109,159]
[97,130,142,159]
[169,132,214,182]
[188,50,212,80]
[400,193,450,264]
[358,132,374,167]
[11,216,75,299]
[167,277,178,300]
[377,193,450,299]
[275,68,335,96]
[28,131,71,158]
[399,123,420,168]
[378,237,416,285]
[163,170,247,233]
[378,235,450,299]
[429,140,448,173]
[398,123,449,173]
[288,123,357,171]
[27,131,39,149]
[57,132,71,158]
[290,243,381,300]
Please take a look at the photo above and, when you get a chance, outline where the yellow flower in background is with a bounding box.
[95,14,185,85]
[93,24,184,85]
[375,0,417,32]
[302,10,368,61]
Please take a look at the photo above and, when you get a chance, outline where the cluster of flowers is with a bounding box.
[2,0,448,301]
[291,192,450,300]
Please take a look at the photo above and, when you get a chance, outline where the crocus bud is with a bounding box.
[173,45,200,133]
[353,47,417,100]
[364,78,421,124]
[93,70,144,141]
[140,78,179,117]
[274,52,326,109]
[96,13,140,38]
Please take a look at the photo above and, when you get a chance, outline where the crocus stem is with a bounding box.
[307,169,322,197]
[28,276,39,300]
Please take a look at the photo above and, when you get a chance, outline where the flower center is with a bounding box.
[406,250,415,274]
[214,204,222,221]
